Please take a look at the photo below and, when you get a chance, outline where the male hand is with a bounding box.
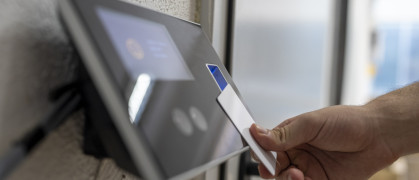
[250,105,398,180]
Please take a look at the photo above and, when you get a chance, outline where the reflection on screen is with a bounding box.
[128,73,153,124]
[96,7,194,81]
[94,6,244,178]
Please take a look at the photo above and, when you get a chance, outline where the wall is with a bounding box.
[0,0,199,179]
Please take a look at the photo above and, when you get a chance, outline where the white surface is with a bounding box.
[225,155,241,179]
[204,166,219,180]
[211,0,228,62]
[235,0,331,23]
[341,0,372,105]
[373,0,419,23]
[200,0,229,62]
[217,84,276,175]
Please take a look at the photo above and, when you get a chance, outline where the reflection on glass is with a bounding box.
[128,73,152,124]
[371,0,419,97]
[232,0,334,128]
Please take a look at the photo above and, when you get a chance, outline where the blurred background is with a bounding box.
[228,0,419,179]
[1,0,418,179]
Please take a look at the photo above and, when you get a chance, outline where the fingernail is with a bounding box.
[255,124,268,135]
[287,174,292,180]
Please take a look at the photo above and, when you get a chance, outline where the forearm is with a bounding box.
[364,82,419,157]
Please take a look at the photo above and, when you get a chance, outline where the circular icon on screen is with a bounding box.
[189,106,208,131]
[172,108,194,136]
[125,38,144,60]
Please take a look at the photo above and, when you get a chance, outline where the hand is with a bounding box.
[250,105,398,180]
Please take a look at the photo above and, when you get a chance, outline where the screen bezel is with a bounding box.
[59,0,248,179]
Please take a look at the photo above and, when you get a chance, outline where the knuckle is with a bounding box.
[271,127,288,148]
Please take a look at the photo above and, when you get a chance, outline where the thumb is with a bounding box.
[250,117,319,151]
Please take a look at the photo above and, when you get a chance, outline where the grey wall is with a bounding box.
[0,0,199,179]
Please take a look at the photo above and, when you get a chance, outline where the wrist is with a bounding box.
[364,84,419,158]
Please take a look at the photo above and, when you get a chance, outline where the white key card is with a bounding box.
[217,84,276,175]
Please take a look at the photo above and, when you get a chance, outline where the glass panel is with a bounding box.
[371,0,419,97]
[232,0,334,128]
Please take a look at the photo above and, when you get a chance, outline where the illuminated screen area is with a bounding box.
[96,7,193,81]
[92,5,243,178]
